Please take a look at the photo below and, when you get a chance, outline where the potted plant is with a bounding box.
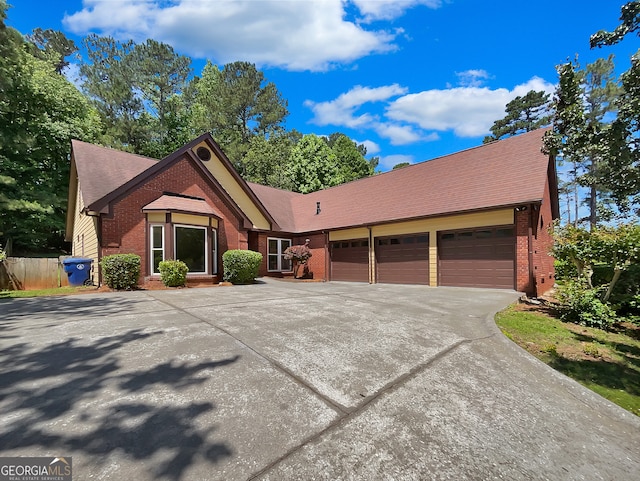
[284,239,313,279]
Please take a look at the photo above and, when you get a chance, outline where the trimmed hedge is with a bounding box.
[101,254,141,290]
[223,249,262,284]
[158,259,189,287]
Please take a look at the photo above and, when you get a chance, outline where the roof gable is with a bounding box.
[190,138,275,230]
[70,134,276,230]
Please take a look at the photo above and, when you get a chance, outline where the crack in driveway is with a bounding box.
[147,289,497,480]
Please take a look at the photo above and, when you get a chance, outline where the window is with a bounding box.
[175,225,207,274]
[150,225,164,274]
[268,238,292,272]
[496,228,514,238]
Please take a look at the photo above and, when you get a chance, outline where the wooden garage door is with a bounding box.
[331,239,369,282]
[376,234,430,285]
[438,226,515,289]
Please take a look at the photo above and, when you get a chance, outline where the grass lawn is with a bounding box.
[496,304,640,416]
[0,286,92,299]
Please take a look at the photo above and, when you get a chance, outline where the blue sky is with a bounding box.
[5,1,637,171]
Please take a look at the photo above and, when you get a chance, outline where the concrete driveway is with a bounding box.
[1,279,639,480]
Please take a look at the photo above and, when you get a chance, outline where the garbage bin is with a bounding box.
[62,257,93,286]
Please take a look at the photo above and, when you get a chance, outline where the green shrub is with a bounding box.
[556,280,617,330]
[222,250,262,284]
[553,257,577,281]
[101,254,141,290]
[158,259,189,287]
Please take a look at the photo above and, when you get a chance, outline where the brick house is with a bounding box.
[66,128,559,295]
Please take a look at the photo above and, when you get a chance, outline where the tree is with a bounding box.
[26,27,78,74]
[190,61,288,172]
[286,134,341,193]
[392,162,411,170]
[580,56,621,227]
[241,133,298,190]
[554,224,637,292]
[131,39,192,157]
[544,57,621,228]
[0,2,102,253]
[326,133,375,183]
[483,90,551,143]
[80,34,145,152]
[589,1,640,217]
[590,1,640,48]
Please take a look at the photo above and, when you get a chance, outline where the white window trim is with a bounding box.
[212,228,218,274]
[174,224,208,275]
[150,224,164,275]
[267,237,292,272]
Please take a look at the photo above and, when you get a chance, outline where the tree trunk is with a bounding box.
[602,268,622,303]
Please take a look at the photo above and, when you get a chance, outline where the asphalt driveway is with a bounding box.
[1,279,639,480]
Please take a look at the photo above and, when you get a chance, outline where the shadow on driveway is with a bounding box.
[0,328,239,480]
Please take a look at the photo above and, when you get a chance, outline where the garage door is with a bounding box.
[330,239,369,282]
[438,226,515,289]
[375,234,430,285]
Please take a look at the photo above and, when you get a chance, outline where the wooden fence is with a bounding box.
[0,257,70,291]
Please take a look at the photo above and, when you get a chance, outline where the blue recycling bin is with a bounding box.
[62,257,93,286]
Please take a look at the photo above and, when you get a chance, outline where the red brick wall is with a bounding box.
[252,232,327,280]
[514,178,558,296]
[531,178,556,296]
[100,156,246,282]
[294,234,327,280]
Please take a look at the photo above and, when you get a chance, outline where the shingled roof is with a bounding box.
[71,139,157,209]
[69,128,553,235]
[249,128,553,233]
[142,195,220,217]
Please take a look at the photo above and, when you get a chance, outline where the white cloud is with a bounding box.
[378,154,415,170]
[305,84,408,127]
[455,69,491,87]
[353,0,443,22]
[356,139,381,155]
[305,84,435,145]
[63,0,437,71]
[387,77,555,137]
[373,123,430,145]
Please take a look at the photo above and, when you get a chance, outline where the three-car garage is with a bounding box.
[330,225,516,290]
